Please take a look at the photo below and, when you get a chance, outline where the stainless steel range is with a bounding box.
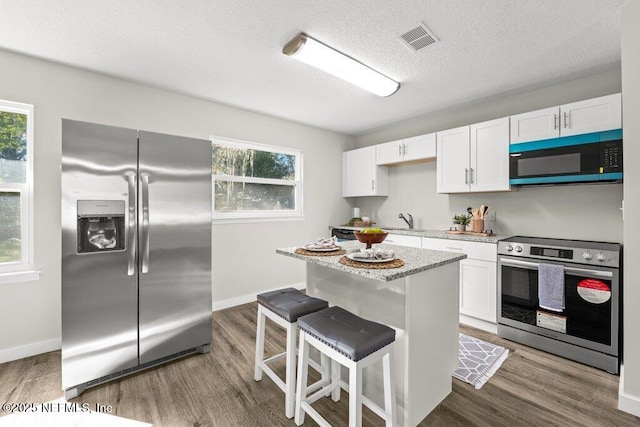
[497,236,621,373]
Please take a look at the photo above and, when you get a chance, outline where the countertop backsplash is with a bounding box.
[349,163,623,244]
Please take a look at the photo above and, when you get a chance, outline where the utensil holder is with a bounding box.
[470,219,484,233]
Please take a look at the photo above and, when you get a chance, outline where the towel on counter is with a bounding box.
[538,263,565,312]
[351,248,395,260]
[304,236,341,250]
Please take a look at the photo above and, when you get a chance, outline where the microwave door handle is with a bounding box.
[500,258,613,278]
[127,174,137,276]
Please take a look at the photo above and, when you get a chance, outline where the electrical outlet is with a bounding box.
[486,211,496,222]
[372,209,378,219]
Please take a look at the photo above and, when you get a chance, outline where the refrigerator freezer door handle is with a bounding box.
[127,174,137,276]
[141,174,150,274]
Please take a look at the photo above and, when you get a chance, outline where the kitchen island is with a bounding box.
[276,241,466,427]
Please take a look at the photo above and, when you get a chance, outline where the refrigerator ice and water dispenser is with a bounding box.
[77,200,125,253]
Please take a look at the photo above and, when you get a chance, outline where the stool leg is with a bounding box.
[294,331,310,426]
[349,364,363,427]
[383,351,397,427]
[284,322,297,418]
[254,305,265,381]
[320,352,331,396]
[331,359,341,402]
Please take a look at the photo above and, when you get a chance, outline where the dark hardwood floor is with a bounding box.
[1,301,638,426]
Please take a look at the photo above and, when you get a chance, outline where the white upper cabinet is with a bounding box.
[342,146,389,197]
[470,117,510,192]
[376,133,436,165]
[436,126,470,193]
[437,118,509,193]
[561,93,622,137]
[375,139,404,165]
[510,93,622,144]
[509,106,559,143]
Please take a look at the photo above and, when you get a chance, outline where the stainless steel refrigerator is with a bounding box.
[61,119,212,399]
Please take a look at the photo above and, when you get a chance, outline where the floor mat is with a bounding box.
[453,333,509,389]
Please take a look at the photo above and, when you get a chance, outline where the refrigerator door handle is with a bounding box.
[127,174,137,276]
[141,174,150,274]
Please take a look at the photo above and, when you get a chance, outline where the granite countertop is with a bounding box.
[332,225,509,244]
[276,241,466,282]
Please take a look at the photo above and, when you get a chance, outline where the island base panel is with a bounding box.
[306,262,460,427]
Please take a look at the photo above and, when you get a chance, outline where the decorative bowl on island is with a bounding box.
[353,229,388,249]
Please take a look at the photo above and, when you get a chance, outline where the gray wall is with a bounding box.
[0,49,353,360]
[353,69,624,243]
[620,0,640,415]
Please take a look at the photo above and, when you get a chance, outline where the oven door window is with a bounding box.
[500,264,612,346]
[501,265,538,325]
[564,275,612,346]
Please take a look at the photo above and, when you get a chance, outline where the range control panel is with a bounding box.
[498,237,620,268]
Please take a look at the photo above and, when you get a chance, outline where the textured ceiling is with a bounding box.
[0,0,630,135]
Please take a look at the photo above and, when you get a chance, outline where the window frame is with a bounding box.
[0,99,36,280]
[210,136,303,222]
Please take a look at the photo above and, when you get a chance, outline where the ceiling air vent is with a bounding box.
[397,22,438,52]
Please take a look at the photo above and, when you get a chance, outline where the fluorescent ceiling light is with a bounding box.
[283,33,400,97]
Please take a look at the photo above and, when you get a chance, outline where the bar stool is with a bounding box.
[294,305,397,427]
[254,287,330,418]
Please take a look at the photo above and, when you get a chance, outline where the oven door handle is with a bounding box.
[499,258,613,278]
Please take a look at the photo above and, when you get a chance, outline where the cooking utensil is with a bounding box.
[479,205,485,219]
[483,205,489,219]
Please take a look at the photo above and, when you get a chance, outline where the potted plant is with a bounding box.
[452,214,471,232]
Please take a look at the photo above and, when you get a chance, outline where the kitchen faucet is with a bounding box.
[398,213,414,229]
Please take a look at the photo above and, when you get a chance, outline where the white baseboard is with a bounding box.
[619,365,640,417]
[459,315,498,334]
[0,337,61,364]
[213,282,306,312]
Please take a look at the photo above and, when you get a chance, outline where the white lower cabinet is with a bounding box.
[385,233,422,248]
[422,238,497,331]
[459,258,497,323]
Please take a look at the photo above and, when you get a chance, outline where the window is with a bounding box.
[211,136,302,221]
[0,99,34,278]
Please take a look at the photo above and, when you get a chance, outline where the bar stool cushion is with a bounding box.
[257,288,328,323]
[298,306,395,362]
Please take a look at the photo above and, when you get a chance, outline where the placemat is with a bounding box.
[339,256,404,269]
[295,247,346,256]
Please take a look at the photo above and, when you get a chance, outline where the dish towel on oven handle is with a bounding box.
[538,263,565,312]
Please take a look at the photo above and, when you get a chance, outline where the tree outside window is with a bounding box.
[0,101,32,269]
[211,137,302,220]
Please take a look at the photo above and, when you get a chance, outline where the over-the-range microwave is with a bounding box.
[509,129,622,186]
